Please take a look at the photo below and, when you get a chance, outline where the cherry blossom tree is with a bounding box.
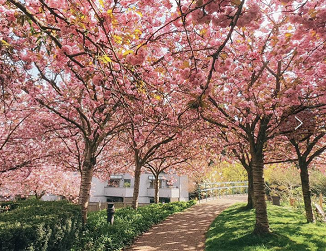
[0,165,80,201]
[1,0,170,222]
[232,148,254,209]
[201,119,255,209]
[196,0,326,234]
[276,105,326,222]
[116,97,184,208]
[0,85,58,175]
[144,129,201,204]
[0,45,43,173]
[1,0,250,222]
[4,1,326,234]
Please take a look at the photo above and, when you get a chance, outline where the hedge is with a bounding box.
[72,200,196,251]
[0,199,82,251]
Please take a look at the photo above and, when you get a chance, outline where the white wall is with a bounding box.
[89,173,189,203]
[41,194,61,201]
[89,177,107,202]
[179,175,189,201]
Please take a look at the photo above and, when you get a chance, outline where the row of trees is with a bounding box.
[1,0,326,234]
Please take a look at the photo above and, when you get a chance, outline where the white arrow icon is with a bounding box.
[295,116,303,130]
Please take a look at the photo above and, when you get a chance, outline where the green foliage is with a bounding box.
[206,161,247,183]
[265,165,301,193]
[73,200,196,251]
[123,182,131,188]
[0,201,20,213]
[0,199,82,251]
[205,203,326,251]
[265,165,326,204]
[309,169,326,196]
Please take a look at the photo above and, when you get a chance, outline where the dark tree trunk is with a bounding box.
[79,161,94,225]
[154,175,160,204]
[132,163,142,209]
[252,153,270,235]
[35,191,45,200]
[245,165,255,209]
[248,116,270,235]
[299,163,314,223]
[237,153,254,210]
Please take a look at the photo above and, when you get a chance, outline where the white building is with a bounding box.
[90,173,189,205]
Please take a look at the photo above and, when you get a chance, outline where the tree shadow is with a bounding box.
[206,230,313,251]
[206,204,326,251]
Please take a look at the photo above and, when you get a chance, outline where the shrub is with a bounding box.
[72,200,196,251]
[309,169,326,196]
[0,199,82,251]
[265,165,326,204]
[0,201,19,213]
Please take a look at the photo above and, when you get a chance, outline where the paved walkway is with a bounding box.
[126,195,247,251]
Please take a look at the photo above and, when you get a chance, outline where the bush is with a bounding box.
[0,199,82,251]
[309,169,326,196]
[0,201,19,213]
[265,165,326,205]
[73,200,196,251]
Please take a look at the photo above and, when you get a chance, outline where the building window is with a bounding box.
[108,179,120,187]
[107,197,123,202]
[108,175,123,187]
[150,197,170,203]
[123,179,131,187]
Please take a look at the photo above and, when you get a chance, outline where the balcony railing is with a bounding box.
[147,188,179,198]
[104,187,134,197]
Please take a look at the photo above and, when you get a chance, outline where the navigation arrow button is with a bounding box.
[294,116,303,130]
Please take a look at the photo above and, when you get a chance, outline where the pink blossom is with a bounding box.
[181,5,188,13]
[61,45,72,55]
[92,75,102,86]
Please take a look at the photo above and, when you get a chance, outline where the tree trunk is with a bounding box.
[252,154,270,235]
[238,154,254,210]
[245,166,255,209]
[35,191,45,200]
[79,163,94,225]
[132,163,142,209]
[299,164,314,223]
[154,175,160,204]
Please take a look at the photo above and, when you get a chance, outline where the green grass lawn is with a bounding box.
[205,203,326,251]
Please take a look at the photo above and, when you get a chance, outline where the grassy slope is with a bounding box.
[205,203,326,251]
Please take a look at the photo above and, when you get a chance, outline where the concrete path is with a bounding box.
[126,195,247,251]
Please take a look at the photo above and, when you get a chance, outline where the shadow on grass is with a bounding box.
[205,204,326,251]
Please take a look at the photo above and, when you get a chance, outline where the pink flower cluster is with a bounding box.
[237,3,261,27]
[126,48,148,65]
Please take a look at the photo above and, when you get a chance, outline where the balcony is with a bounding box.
[104,187,134,197]
[147,188,180,198]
